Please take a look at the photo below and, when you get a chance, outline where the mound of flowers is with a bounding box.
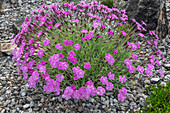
[10,1,165,101]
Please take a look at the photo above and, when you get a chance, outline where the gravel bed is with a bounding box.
[0,0,170,113]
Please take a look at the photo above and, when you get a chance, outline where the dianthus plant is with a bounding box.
[10,1,165,101]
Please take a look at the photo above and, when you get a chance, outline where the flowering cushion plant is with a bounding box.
[10,1,165,101]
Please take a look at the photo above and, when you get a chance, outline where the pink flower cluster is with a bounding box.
[68,50,77,64]
[100,72,115,91]
[48,54,68,70]
[85,31,94,40]
[72,66,85,80]
[127,42,138,51]
[118,87,127,102]
[124,59,135,73]
[62,80,107,100]
[105,53,115,65]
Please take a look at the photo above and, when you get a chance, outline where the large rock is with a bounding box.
[118,0,169,41]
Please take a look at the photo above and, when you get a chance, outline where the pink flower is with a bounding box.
[55,43,63,50]
[132,54,137,60]
[106,82,114,91]
[124,59,132,66]
[37,31,43,37]
[70,84,76,90]
[158,69,164,77]
[128,65,135,73]
[154,40,158,47]
[108,72,114,80]
[39,66,46,73]
[100,76,108,85]
[156,59,161,66]
[44,39,50,46]
[81,29,88,33]
[150,55,155,60]
[138,33,144,37]
[70,57,77,64]
[55,22,61,27]
[68,40,73,45]
[68,50,75,56]
[118,87,127,102]
[47,25,52,30]
[73,74,79,80]
[72,19,79,22]
[84,62,91,69]
[108,30,113,36]
[32,71,39,82]
[28,76,36,88]
[101,24,105,29]
[162,56,166,61]
[37,50,43,57]
[50,61,57,68]
[147,40,152,45]
[105,53,113,61]
[157,49,162,55]
[57,61,69,70]
[108,59,115,65]
[29,38,34,44]
[121,31,126,36]
[150,59,155,65]
[114,49,118,54]
[141,20,147,26]
[89,31,94,38]
[74,44,81,50]
[97,86,105,96]
[63,39,68,45]
[119,76,127,83]
[135,43,140,48]
[136,65,144,73]
[148,64,154,70]
[30,48,35,56]
[72,66,80,73]
[86,80,93,86]
[76,69,84,78]
[91,22,99,28]
[130,43,137,51]
[145,69,153,76]
[56,74,64,82]
[85,34,91,40]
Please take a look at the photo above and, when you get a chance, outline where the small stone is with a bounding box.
[164,64,170,68]
[127,94,134,101]
[144,80,150,85]
[101,97,106,101]
[78,106,83,112]
[3,102,8,107]
[165,75,170,81]
[1,89,6,94]
[20,91,26,96]
[1,109,5,113]
[103,100,109,105]
[102,105,106,108]
[151,78,160,84]
[90,98,95,103]
[110,98,113,106]
[160,82,167,87]
[23,104,30,109]
[113,99,118,103]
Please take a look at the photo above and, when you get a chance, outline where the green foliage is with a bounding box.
[65,0,80,5]
[100,0,114,8]
[140,81,170,113]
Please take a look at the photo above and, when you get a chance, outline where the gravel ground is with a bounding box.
[0,0,170,113]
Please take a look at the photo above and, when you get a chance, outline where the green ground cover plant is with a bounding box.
[140,81,170,113]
